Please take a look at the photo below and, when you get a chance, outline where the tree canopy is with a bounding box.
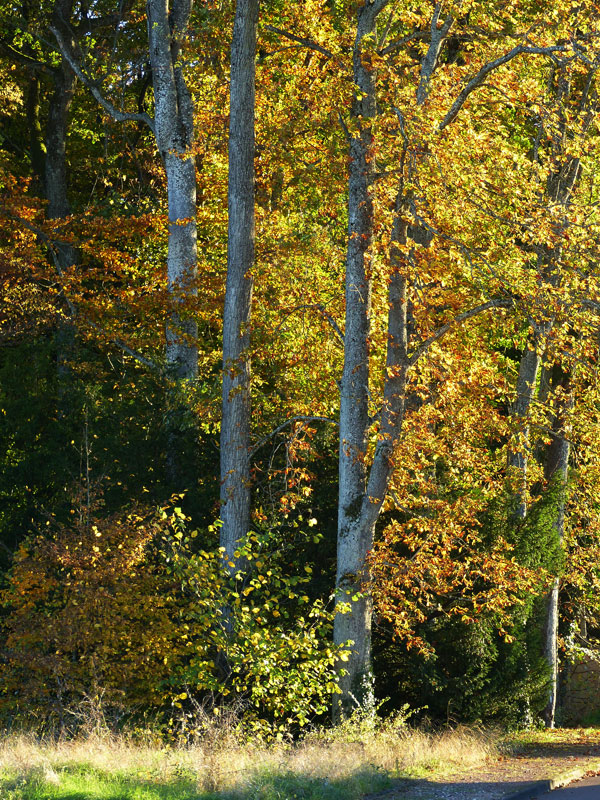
[1,0,600,732]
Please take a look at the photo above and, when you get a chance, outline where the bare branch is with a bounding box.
[376,5,396,50]
[263,24,338,62]
[50,25,156,134]
[74,14,122,35]
[438,44,566,131]
[86,321,163,372]
[275,303,345,345]
[0,40,54,74]
[379,31,428,56]
[251,415,338,458]
[409,298,515,365]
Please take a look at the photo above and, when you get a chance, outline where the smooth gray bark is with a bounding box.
[220,0,258,571]
[147,0,198,382]
[51,0,198,393]
[537,59,589,727]
[333,1,383,718]
[416,4,453,105]
[333,0,457,715]
[145,0,199,486]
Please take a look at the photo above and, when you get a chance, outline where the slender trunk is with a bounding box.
[220,0,258,570]
[507,342,542,519]
[46,61,77,389]
[46,4,79,405]
[26,73,46,190]
[542,368,571,727]
[536,64,582,727]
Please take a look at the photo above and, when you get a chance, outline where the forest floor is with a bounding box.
[0,725,599,799]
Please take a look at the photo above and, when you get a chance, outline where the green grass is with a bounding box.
[0,767,203,800]
[4,725,597,800]
[0,764,390,800]
[0,720,498,800]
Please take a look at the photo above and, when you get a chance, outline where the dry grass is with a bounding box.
[0,717,500,799]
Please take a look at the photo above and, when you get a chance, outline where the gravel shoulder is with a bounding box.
[364,730,600,800]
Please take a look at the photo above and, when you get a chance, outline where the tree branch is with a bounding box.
[263,24,338,61]
[7,213,162,373]
[379,31,428,56]
[370,0,393,15]
[251,415,338,458]
[417,5,453,105]
[438,44,566,131]
[409,298,515,365]
[275,303,344,345]
[0,40,54,74]
[49,25,156,134]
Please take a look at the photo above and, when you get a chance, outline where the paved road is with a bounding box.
[537,773,600,798]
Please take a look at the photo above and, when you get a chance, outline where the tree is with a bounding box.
[330,0,583,716]
[220,0,259,575]
[49,0,199,484]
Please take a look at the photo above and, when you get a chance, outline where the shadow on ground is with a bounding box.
[3,739,600,800]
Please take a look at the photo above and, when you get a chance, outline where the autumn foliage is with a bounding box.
[1,0,600,731]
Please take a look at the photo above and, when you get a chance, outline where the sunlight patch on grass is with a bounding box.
[0,722,499,800]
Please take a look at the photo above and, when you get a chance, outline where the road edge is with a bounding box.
[503,759,600,800]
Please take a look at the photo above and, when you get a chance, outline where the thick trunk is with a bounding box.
[334,240,409,714]
[333,3,380,718]
[147,0,198,486]
[46,64,76,224]
[147,0,198,382]
[220,0,258,569]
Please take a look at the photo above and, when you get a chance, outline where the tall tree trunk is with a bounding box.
[333,0,455,718]
[220,0,258,571]
[333,1,381,718]
[26,73,46,191]
[147,0,198,485]
[46,62,78,266]
[49,0,198,480]
[147,0,198,381]
[542,367,571,728]
[46,1,79,405]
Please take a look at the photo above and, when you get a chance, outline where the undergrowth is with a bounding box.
[0,709,502,800]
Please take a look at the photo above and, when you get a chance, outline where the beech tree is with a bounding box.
[220,0,259,574]
[4,0,600,731]
[50,0,198,383]
[329,0,589,716]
